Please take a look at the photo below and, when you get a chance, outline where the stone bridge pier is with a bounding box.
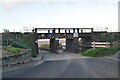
[50,39,59,53]
[50,38,80,53]
[66,38,79,53]
[80,37,92,51]
[50,37,92,53]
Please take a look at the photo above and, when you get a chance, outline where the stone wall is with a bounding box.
[1,49,32,66]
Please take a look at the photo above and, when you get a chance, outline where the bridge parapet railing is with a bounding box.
[35,28,93,39]
[34,28,93,34]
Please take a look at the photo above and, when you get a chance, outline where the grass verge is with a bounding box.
[81,47,120,57]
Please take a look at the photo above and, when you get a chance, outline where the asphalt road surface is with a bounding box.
[3,50,119,78]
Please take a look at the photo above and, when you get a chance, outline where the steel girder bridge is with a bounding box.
[32,28,102,53]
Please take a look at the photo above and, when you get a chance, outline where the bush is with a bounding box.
[81,47,120,57]
[2,33,38,58]
[11,41,28,49]
[12,41,38,57]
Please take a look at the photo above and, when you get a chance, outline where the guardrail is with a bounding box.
[91,41,111,48]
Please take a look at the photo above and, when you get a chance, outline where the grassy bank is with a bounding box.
[81,47,120,57]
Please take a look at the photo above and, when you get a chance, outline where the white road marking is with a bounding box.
[42,56,91,62]
[35,61,43,65]
[107,57,120,61]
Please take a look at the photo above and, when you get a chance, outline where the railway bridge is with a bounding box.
[32,28,103,53]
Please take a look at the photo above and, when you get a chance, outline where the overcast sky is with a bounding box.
[0,0,119,32]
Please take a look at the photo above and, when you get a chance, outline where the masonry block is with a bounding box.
[66,38,79,53]
[80,37,92,51]
[50,39,59,53]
